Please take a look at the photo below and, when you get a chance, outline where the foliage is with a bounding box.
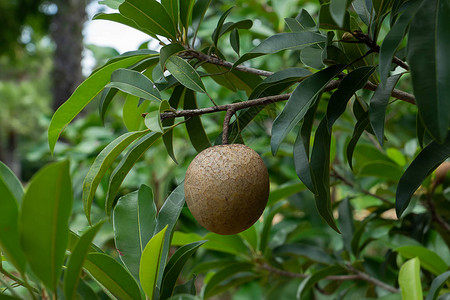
[1,0,450,299]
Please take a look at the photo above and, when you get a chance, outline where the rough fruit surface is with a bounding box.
[184,144,270,235]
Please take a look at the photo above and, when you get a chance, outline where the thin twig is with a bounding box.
[346,264,399,293]
[222,108,236,145]
[424,188,450,234]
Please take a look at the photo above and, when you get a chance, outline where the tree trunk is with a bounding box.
[50,0,87,111]
[0,130,21,180]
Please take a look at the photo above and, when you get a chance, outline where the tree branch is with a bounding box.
[222,108,235,145]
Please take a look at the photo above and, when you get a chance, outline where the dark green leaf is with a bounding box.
[359,161,403,181]
[48,53,154,153]
[293,130,314,192]
[183,89,211,152]
[379,0,421,85]
[230,28,240,55]
[106,68,162,102]
[21,161,73,291]
[173,275,197,296]
[271,64,344,155]
[68,230,103,253]
[352,0,374,26]
[162,86,184,164]
[285,9,317,32]
[84,253,142,300]
[297,265,345,299]
[407,0,450,142]
[99,87,119,122]
[260,202,283,254]
[160,43,186,70]
[326,66,376,131]
[273,243,335,265]
[161,0,179,29]
[83,130,147,223]
[0,176,25,273]
[395,246,448,275]
[234,32,327,67]
[369,74,402,145]
[300,46,325,69]
[218,20,252,39]
[179,0,195,31]
[119,0,177,40]
[398,257,422,300]
[64,222,104,300]
[113,185,158,281]
[160,241,206,299]
[425,271,450,300]
[338,198,355,254]
[140,226,168,299]
[122,95,150,131]
[0,161,23,204]
[192,0,212,40]
[330,0,349,28]
[93,13,157,38]
[211,6,234,46]
[310,119,340,232]
[346,112,370,170]
[203,262,253,299]
[319,3,350,30]
[267,182,305,206]
[166,56,207,93]
[202,64,261,94]
[396,132,450,217]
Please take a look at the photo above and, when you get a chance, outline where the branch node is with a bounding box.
[222,108,236,145]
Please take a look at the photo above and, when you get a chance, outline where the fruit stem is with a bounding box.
[222,108,235,145]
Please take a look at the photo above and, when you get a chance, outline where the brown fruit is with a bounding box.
[184,144,270,235]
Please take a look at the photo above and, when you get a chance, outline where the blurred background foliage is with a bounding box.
[1,0,449,299]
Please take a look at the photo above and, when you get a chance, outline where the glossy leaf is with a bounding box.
[140,225,168,300]
[379,0,421,85]
[297,265,344,299]
[396,132,450,217]
[338,198,355,255]
[203,262,253,299]
[192,0,212,39]
[113,185,157,281]
[273,243,335,265]
[64,222,104,300]
[300,46,325,69]
[119,0,177,40]
[310,119,340,232]
[398,257,422,300]
[21,161,73,291]
[0,161,23,204]
[161,0,178,29]
[346,112,370,170]
[145,100,171,133]
[219,20,252,37]
[285,9,316,32]
[179,0,195,30]
[48,53,154,153]
[293,130,314,192]
[166,56,207,93]
[160,241,207,299]
[84,253,142,300]
[211,7,234,46]
[234,32,327,67]
[330,0,349,28]
[162,86,184,164]
[83,130,147,223]
[68,230,103,253]
[319,3,350,30]
[369,74,402,145]
[326,66,376,131]
[425,271,450,300]
[160,43,186,70]
[183,89,211,152]
[202,64,262,94]
[106,68,162,102]
[99,87,119,122]
[239,226,258,252]
[271,64,344,155]
[0,176,26,273]
[407,0,450,142]
[123,95,150,131]
[352,0,374,26]
[395,246,447,275]
[230,28,240,55]
[94,12,157,38]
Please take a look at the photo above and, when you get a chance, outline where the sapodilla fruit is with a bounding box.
[184,144,270,235]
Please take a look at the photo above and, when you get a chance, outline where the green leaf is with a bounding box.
[119,0,177,40]
[297,265,344,299]
[163,86,185,164]
[140,225,168,300]
[84,253,142,300]
[326,66,376,130]
[359,160,403,181]
[0,177,26,273]
[234,32,327,67]
[106,132,162,213]
[179,0,195,30]
[161,0,179,29]
[259,202,283,254]
[113,185,157,281]
[211,6,234,46]
[352,0,374,26]
[346,112,370,170]
[160,43,186,71]
[0,161,23,204]
[330,0,349,28]
[64,222,104,300]
[293,130,315,192]
[407,0,450,142]
[203,262,253,299]
[106,68,162,102]
[99,0,124,10]
[396,132,450,217]
[160,241,207,299]
[166,56,207,93]
[230,29,240,55]
[267,182,305,206]
[154,183,186,286]
[425,271,450,300]
[285,9,317,32]
[48,53,154,153]
[202,64,262,94]
[145,100,171,133]
[94,13,157,38]
[398,257,422,300]
[123,95,150,131]
[310,119,340,232]
[319,3,350,30]
[99,87,119,122]
[379,0,421,85]
[369,74,402,145]
[68,230,103,253]
[219,20,252,37]
[183,89,211,152]
[273,243,335,265]
[192,0,212,40]
[338,198,355,255]
[21,161,73,291]
[271,64,344,155]
[239,226,258,251]
[300,46,325,69]
[83,130,147,223]
[395,246,448,275]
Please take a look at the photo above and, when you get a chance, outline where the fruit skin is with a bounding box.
[184,144,270,235]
